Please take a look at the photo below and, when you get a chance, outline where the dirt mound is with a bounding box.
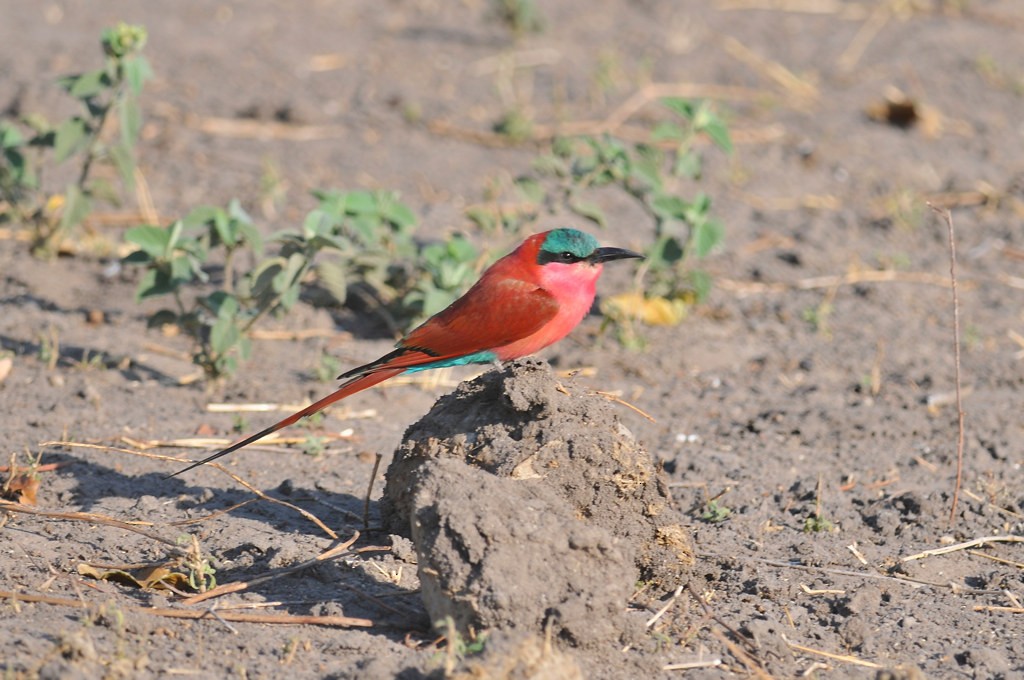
[381,360,693,647]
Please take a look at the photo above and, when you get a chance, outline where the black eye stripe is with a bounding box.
[537,250,584,265]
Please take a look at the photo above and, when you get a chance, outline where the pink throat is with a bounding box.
[493,261,603,360]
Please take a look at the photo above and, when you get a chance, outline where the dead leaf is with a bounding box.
[3,474,39,505]
[77,563,192,590]
[0,356,12,383]
[194,423,217,437]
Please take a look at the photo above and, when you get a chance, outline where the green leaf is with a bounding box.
[251,258,286,301]
[343,190,377,216]
[464,206,497,232]
[237,335,253,360]
[690,219,723,258]
[121,250,152,265]
[650,121,684,142]
[281,252,307,291]
[447,236,477,262]
[146,309,179,328]
[674,151,702,179]
[210,315,240,355]
[661,97,696,120]
[119,95,142,146]
[125,224,172,259]
[135,267,176,301]
[135,268,158,301]
[278,282,301,311]
[316,259,348,305]
[651,194,687,221]
[650,235,685,266]
[702,117,733,153]
[383,199,417,231]
[630,145,664,192]
[108,142,136,188]
[164,219,184,257]
[688,269,713,301]
[568,198,606,228]
[692,103,733,153]
[421,286,452,318]
[0,124,24,148]
[60,184,92,231]
[54,118,89,163]
[514,176,545,204]
[2,147,33,188]
[170,254,195,285]
[123,55,153,96]
[206,291,239,320]
[60,70,109,99]
[531,153,567,177]
[211,208,233,245]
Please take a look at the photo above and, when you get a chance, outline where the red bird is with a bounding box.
[168,228,641,477]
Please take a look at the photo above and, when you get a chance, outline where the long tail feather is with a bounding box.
[165,367,405,478]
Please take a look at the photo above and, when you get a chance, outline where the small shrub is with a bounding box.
[0,23,152,256]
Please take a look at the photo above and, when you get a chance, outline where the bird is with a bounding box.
[167,228,642,477]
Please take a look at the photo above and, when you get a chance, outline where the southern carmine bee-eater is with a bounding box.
[167,228,642,477]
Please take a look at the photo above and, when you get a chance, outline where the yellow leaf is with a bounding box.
[44,193,65,216]
[601,293,688,326]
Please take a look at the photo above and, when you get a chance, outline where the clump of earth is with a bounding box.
[381,360,693,653]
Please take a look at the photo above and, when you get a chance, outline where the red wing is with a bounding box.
[389,277,559,367]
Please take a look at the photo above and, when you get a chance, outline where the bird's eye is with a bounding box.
[559,252,576,263]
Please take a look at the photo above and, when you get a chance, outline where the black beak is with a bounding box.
[591,246,644,264]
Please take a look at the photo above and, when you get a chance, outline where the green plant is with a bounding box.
[178,534,217,593]
[124,199,319,380]
[124,189,483,382]
[479,97,731,340]
[36,325,61,370]
[300,435,327,457]
[433,616,488,674]
[803,514,835,533]
[315,351,343,383]
[0,23,152,256]
[307,189,479,328]
[402,235,479,320]
[540,99,730,302]
[701,499,732,523]
[488,0,544,37]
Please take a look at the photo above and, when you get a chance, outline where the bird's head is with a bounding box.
[534,228,643,268]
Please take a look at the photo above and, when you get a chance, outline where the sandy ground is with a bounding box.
[2,1,1023,678]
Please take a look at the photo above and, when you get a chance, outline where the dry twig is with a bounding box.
[928,204,966,522]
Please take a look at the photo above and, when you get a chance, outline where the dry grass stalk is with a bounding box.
[591,390,656,422]
[248,328,346,340]
[783,635,882,668]
[966,551,1024,570]
[663,658,723,671]
[646,585,685,628]
[715,0,868,17]
[928,205,965,522]
[721,36,819,104]
[902,535,1024,562]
